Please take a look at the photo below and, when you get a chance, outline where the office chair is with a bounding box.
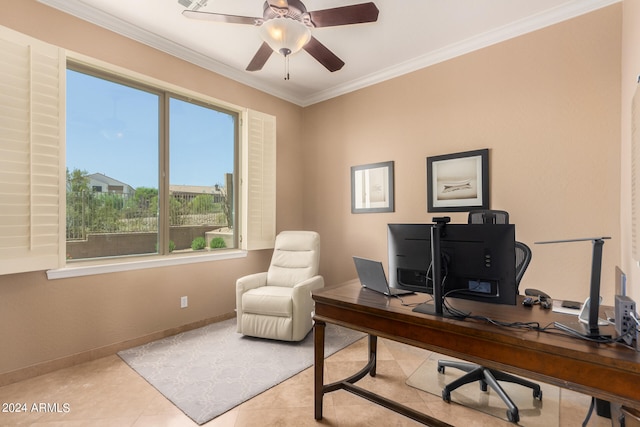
[621,406,640,427]
[468,209,509,224]
[437,210,541,423]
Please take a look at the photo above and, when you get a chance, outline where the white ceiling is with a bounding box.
[38,0,618,106]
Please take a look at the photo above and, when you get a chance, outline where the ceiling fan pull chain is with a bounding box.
[284,55,290,81]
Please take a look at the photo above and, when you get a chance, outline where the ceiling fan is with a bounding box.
[182,1,379,74]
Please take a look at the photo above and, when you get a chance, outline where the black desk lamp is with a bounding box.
[535,237,611,340]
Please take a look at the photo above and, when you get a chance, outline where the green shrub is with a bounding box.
[191,236,206,250]
[209,236,226,249]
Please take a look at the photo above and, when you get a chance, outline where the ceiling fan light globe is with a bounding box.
[260,17,311,56]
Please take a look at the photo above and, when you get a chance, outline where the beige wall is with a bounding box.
[621,0,640,304]
[303,5,622,302]
[0,1,305,382]
[0,1,627,382]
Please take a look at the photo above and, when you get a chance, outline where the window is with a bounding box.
[66,65,237,260]
[0,26,276,276]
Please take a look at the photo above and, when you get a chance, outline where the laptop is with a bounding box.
[353,256,414,296]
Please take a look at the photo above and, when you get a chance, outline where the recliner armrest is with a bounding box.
[236,272,268,294]
[292,275,325,318]
[292,275,325,296]
[291,275,325,339]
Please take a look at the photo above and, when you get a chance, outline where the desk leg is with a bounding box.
[369,334,377,377]
[314,319,326,420]
[319,332,453,427]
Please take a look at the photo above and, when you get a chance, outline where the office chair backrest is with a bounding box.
[468,210,530,290]
[468,210,509,224]
[515,241,532,289]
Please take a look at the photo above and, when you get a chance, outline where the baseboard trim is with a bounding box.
[0,312,236,387]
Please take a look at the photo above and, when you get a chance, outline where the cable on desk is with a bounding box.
[391,259,437,308]
[406,289,638,350]
[406,285,637,348]
[440,289,543,329]
[392,293,432,308]
[468,314,542,331]
[630,311,640,328]
[547,322,638,346]
[441,289,638,344]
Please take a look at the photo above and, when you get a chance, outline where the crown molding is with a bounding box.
[299,0,621,106]
[37,0,304,105]
[38,0,620,107]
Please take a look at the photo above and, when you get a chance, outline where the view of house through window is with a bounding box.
[66,66,237,261]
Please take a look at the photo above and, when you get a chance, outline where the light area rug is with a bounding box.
[118,318,364,425]
[406,353,560,426]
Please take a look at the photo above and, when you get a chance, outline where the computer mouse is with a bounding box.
[523,297,535,307]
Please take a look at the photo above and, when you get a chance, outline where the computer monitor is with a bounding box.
[387,223,434,294]
[388,222,517,313]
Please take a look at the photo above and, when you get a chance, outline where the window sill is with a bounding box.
[46,250,247,280]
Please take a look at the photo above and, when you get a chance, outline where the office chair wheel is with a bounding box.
[534,388,543,400]
[442,389,451,403]
[507,409,519,423]
[437,365,445,374]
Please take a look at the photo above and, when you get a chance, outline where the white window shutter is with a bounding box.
[0,26,64,274]
[240,109,276,250]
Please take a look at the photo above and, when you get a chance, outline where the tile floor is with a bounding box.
[0,336,612,426]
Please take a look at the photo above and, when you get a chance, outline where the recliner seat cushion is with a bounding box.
[242,286,293,318]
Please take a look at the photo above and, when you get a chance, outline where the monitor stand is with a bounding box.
[413,218,448,317]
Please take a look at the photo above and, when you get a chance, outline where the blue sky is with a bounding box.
[66,69,235,189]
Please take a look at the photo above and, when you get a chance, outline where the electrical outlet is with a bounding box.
[180,296,188,309]
[615,295,637,346]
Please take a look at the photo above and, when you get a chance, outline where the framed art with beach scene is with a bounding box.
[427,149,489,212]
[351,161,394,213]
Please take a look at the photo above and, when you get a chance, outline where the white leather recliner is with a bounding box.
[236,231,324,341]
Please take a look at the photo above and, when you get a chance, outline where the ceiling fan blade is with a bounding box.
[303,37,345,72]
[307,2,379,28]
[246,42,274,71]
[182,9,260,25]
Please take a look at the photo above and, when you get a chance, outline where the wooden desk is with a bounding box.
[313,280,640,426]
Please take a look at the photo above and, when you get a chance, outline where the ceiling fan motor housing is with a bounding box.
[263,0,312,27]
